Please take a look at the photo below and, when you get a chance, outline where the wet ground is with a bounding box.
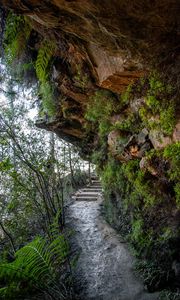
[66,183,159,300]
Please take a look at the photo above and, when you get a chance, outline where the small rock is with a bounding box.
[137,142,151,158]
[137,128,149,145]
[149,130,172,150]
[139,157,158,176]
[129,97,145,113]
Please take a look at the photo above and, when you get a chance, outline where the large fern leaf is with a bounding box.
[35,40,56,83]
[0,236,70,299]
[4,13,31,64]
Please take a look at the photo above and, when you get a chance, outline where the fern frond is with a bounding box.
[39,81,56,116]
[0,236,70,299]
[35,40,56,83]
[35,39,57,116]
[4,12,31,64]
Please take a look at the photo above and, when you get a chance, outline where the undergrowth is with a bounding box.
[96,152,179,293]
[163,142,180,207]
[85,90,117,138]
[138,74,176,136]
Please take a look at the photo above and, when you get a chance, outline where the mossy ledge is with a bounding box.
[1,1,180,297]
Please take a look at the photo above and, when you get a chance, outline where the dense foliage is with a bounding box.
[0,64,89,299]
[85,77,180,298]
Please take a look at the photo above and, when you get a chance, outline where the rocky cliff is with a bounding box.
[1,0,180,296]
[1,0,180,148]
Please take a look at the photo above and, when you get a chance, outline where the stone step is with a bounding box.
[87,185,102,190]
[76,192,101,197]
[90,176,98,180]
[80,189,102,193]
[76,196,98,201]
[91,180,101,183]
[86,185,102,188]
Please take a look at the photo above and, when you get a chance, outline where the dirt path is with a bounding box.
[67,181,159,300]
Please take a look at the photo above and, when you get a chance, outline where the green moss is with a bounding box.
[86,90,117,123]
[163,142,180,181]
[100,158,125,192]
[122,160,157,208]
[160,105,176,135]
[113,113,137,132]
[148,73,164,93]
[159,227,174,242]
[131,218,144,242]
[163,142,180,208]
[174,183,180,208]
[120,84,132,107]
[139,74,176,135]
[85,90,118,142]
[99,120,113,137]
[74,65,89,90]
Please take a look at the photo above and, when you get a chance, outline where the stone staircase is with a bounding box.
[73,175,102,201]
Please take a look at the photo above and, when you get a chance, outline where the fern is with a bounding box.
[0,236,69,299]
[4,12,31,64]
[35,40,56,83]
[39,81,56,116]
[35,39,57,117]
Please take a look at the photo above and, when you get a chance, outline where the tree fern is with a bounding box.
[0,236,70,299]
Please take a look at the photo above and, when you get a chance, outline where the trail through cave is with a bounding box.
[66,178,159,300]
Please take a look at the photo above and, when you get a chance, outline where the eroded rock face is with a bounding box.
[1,0,179,154]
[87,43,144,93]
